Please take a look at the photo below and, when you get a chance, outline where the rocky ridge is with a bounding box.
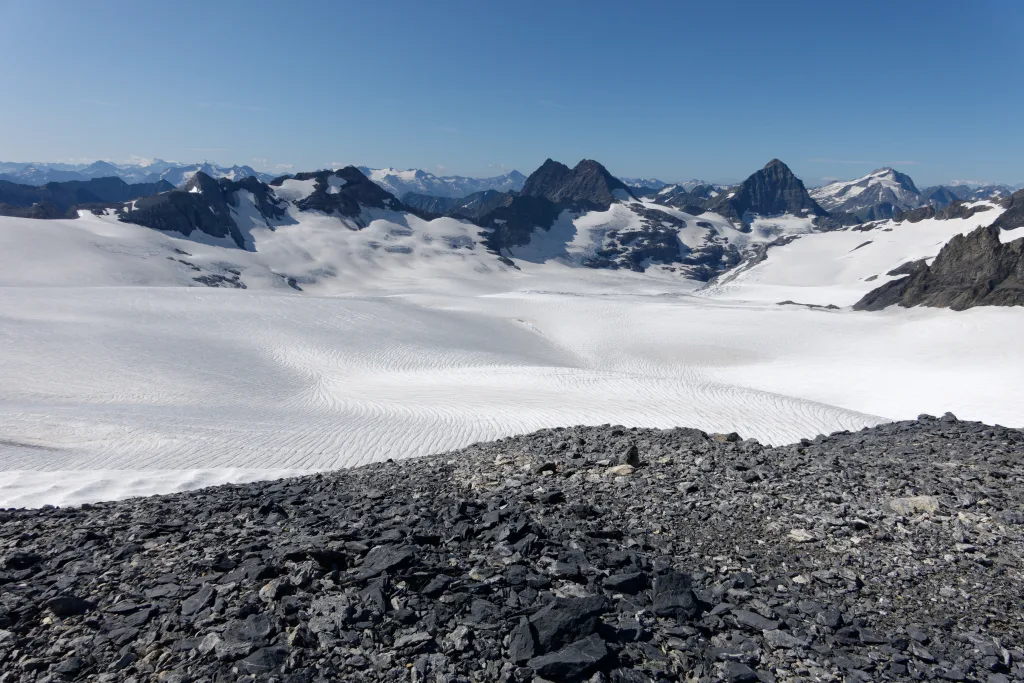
[0,177,174,218]
[855,190,1024,310]
[1,417,1022,682]
[118,173,288,250]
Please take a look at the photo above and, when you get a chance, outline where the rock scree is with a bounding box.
[1,417,1023,682]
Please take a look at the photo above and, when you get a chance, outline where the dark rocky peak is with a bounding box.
[710,158,826,225]
[183,171,223,195]
[521,159,573,199]
[521,158,634,209]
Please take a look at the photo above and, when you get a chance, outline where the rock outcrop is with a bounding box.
[0,417,1022,682]
[855,191,1024,310]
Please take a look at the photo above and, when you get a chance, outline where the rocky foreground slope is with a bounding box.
[1,417,1022,682]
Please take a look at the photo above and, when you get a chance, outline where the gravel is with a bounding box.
[1,414,1022,682]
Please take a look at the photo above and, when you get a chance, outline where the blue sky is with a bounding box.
[0,0,1020,186]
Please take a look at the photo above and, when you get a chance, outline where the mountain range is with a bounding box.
[355,167,526,199]
[2,154,1021,309]
[0,176,175,218]
[810,167,1020,221]
[0,159,272,187]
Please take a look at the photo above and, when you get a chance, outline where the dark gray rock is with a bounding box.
[602,571,648,594]
[44,595,93,617]
[527,633,609,680]
[529,595,609,653]
[180,585,215,616]
[652,571,699,619]
[237,646,289,674]
[350,544,416,581]
[508,616,536,663]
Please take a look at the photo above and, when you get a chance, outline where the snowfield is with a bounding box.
[1,205,1022,508]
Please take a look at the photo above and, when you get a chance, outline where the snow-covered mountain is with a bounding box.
[621,177,669,191]
[156,162,271,187]
[8,156,1012,291]
[0,158,830,285]
[356,167,526,199]
[809,167,921,220]
[0,159,273,186]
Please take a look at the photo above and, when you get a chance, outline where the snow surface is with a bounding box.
[272,178,317,202]
[1,202,1022,508]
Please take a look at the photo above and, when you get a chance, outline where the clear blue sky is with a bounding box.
[0,0,1020,186]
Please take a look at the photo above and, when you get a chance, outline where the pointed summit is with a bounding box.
[709,158,825,224]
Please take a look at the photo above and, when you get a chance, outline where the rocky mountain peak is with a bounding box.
[710,158,825,224]
[183,171,220,195]
[521,158,633,209]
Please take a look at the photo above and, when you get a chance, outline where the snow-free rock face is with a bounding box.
[708,159,826,225]
[1,418,1022,681]
[521,159,635,208]
[855,190,1024,310]
[810,168,921,221]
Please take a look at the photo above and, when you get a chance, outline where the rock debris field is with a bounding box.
[1,416,1023,682]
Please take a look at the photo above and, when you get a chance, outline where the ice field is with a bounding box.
[1,206,1020,507]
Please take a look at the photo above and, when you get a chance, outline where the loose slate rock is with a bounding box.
[0,418,1020,682]
[652,570,699,619]
[528,633,609,679]
[44,595,93,617]
[180,585,215,616]
[529,595,608,653]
